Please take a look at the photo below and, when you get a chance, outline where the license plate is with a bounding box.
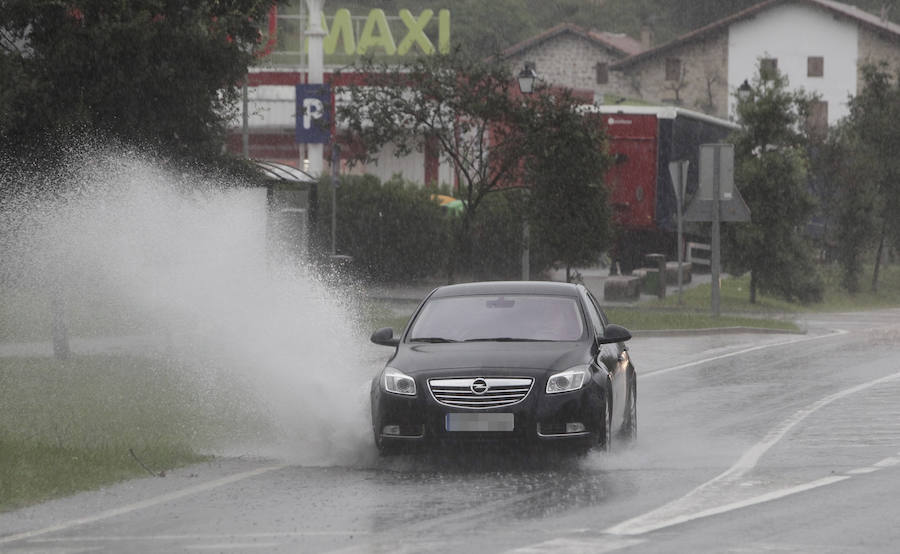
[445,412,515,432]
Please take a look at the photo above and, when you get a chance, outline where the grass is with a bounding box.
[605,308,798,332]
[0,354,268,512]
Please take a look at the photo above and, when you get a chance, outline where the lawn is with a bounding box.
[0,354,268,512]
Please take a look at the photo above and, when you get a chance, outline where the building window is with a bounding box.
[808,56,824,77]
[665,58,681,81]
[760,57,778,80]
[595,62,609,85]
[806,100,828,138]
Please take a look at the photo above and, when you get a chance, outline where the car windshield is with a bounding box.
[408,294,585,342]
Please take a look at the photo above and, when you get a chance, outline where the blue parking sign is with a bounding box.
[295,84,331,144]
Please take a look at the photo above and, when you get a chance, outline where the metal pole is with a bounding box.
[521,220,529,280]
[676,161,687,305]
[241,80,250,158]
[305,0,326,175]
[331,144,339,256]
[711,147,721,317]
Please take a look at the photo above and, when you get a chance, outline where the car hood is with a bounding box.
[390,341,591,376]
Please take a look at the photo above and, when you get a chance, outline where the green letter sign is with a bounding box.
[313,8,450,57]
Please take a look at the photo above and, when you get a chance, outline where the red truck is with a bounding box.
[589,105,740,274]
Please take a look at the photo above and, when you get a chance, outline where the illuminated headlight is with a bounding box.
[382,367,416,396]
[546,366,590,394]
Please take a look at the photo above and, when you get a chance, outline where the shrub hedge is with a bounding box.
[311,175,555,283]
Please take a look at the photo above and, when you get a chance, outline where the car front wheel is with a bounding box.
[597,389,612,452]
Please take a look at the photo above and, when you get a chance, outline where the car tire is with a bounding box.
[597,388,612,452]
[621,374,637,442]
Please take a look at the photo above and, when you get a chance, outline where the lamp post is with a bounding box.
[737,79,752,102]
[517,63,537,281]
[517,63,538,95]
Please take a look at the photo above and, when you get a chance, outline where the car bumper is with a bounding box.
[371,380,603,450]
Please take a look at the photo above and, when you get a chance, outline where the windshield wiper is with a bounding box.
[463,337,549,342]
[410,337,458,343]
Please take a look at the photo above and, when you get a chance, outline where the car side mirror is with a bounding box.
[370,327,400,347]
[598,323,632,345]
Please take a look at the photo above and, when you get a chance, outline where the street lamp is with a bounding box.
[737,79,752,101]
[515,63,538,280]
[517,63,538,95]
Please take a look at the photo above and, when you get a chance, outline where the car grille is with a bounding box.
[428,377,534,409]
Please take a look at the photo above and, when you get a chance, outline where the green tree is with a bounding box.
[815,123,880,293]
[724,63,823,304]
[0,0,275,166]
[336,50,610,278]
[523,95,611,282]
[835,63,900,292]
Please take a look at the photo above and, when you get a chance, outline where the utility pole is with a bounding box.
[711,147,721,317]
[304,0,326,175]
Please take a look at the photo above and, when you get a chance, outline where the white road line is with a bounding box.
[29,531,373,543]
[642,329,848,380]
[873,457,900,468]
[606,476,850,536]
[605,368,900,536]
[846,467,881,475]
[0,464,288,546]
[509,536,646,553]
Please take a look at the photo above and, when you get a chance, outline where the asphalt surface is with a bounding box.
[2,309,900,553]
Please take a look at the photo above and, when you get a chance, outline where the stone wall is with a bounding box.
[613,30,730,117]
[504,34,629,100]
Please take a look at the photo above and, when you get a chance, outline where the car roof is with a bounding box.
[429,280,581,298]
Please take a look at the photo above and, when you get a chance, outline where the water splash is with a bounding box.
[1,143,376,467]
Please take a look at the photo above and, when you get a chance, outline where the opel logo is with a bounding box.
[471,378,489,395]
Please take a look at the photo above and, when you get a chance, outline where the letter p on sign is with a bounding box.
[295,84,331,144]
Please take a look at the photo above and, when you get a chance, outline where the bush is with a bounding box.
[313,174,448,282]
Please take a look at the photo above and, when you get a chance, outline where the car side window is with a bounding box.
[579,288,604,337]
[587,291,609,328]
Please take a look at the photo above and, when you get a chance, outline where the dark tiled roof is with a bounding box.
[611,0,900,69]
[500,22,644,60]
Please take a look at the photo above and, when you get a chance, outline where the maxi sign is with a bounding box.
[309,8,450,56]
[296,84,331,144]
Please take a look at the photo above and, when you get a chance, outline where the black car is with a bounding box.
[369,281,636,454]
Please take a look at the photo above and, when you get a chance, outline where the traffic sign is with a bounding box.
[295,84,332,144]
[683,144,750,222]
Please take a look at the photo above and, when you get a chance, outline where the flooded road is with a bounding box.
[3,309,900,553]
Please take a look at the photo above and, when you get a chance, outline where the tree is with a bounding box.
[523,95,612,281]
[815,122,880,293]
[724,63,823,304]
[0,0,275,166]
[834,63,900,292]
[337,49,609,278]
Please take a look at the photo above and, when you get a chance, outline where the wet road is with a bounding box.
[2,309,900,553]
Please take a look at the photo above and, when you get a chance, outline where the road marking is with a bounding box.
[509,536,645,553]
[606,368,900,536]
[30,531,373,543]
[607,476,850,536]
[0,464,288,546]
[186,543,280,551]
[873,457,900,468]
[846,467,880,475]
[642,329,848,380]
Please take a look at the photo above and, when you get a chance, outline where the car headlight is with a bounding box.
[382,367,416,396]
[546,365,590,394]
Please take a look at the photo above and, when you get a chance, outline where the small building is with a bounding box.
[608,0,900,125]
[499,22,645,104]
